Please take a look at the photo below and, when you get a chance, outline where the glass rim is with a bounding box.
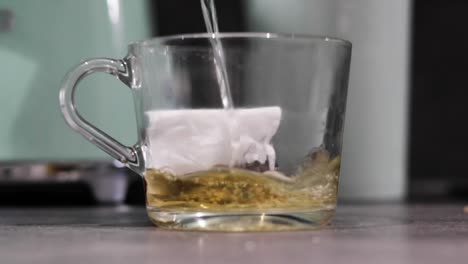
[129,32,352,48]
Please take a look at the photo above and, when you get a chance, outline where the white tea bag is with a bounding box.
[145,107,282,175]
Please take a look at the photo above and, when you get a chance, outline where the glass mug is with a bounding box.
[59,33,351,231]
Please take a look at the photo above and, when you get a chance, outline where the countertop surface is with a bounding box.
[0,204,467,264]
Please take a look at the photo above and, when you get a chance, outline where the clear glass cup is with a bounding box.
[59,33,352,231]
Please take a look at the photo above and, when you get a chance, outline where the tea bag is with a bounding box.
[145,107,282,175]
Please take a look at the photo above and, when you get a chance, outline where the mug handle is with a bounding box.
[59,58,144,173]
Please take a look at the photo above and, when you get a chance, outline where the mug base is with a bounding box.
[146,207,335,232]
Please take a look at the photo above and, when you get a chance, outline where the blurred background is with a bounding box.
[0,0,465,206]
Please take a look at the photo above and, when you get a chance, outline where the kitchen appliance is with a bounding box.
[0,0,151,203]
[246,0,411,201]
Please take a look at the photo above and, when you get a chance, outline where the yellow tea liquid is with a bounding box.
[145,150,340,213]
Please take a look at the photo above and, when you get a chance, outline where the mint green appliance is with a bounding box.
[0,0,151,161]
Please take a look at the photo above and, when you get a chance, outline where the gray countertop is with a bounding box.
[0,204,467,264]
